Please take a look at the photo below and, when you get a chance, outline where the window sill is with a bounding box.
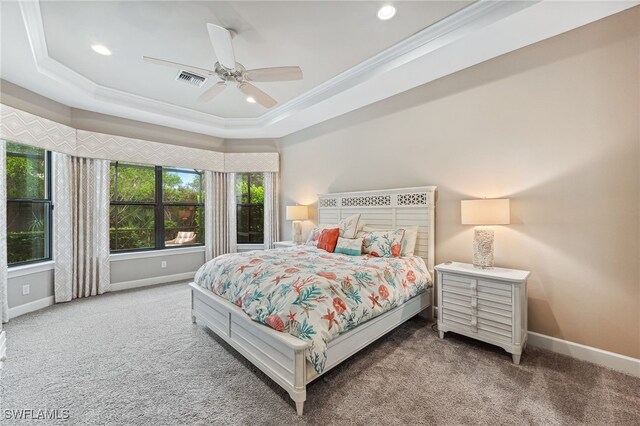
[8,260,55,279]
[109,246,206,262]
[236,244,265,251]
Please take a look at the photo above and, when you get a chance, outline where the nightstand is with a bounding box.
[435,262,530,364]
[274,241,298,248]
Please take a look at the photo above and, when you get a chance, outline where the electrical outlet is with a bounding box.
[161,261,167,268]
[22,284,30,296]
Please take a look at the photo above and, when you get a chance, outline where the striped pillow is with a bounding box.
[334,237,363,256]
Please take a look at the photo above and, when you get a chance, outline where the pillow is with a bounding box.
[334,237,363,256]
[337,213,360,239]
[306,214,361,246]
[358,229,405,258]
[362,225,418,256]
[306,227,324,246]
[317,228,340,253]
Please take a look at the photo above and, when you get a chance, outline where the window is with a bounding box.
[236,173,264,244]
[5,141,52,266]
[109,162,204,252]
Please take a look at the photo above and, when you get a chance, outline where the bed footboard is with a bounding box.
[190,283,432,415]
[190,283,308,414]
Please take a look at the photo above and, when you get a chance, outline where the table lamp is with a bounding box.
[461,199,510,269]
[286,205,309,244]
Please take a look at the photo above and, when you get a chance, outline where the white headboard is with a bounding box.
[317,186,436,274]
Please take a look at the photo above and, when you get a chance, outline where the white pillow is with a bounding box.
[362,225,418,256]
[307,214,361,246]
[334,213,360,239]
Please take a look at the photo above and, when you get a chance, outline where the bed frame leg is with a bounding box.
[191,314,197,324]
[296,401,304,416]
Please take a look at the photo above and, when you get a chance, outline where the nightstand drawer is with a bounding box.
[477,279,511,302]
[441,274,476,295]
[442,302,474,317]
[442,309,472,326]
[442,305,512,330]
[477,320,512,342]
[477,297,512,315]
[441,291,472,307]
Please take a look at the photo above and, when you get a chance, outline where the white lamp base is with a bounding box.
[473,226,494,269]
[292,220,303,245]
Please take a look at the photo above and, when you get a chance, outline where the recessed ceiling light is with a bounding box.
[377,5,396,20]
[246,96,256,104]
[91,44,112,56]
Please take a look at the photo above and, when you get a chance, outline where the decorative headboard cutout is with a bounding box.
[317,186,436,274]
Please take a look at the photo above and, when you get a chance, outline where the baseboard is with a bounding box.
[527,331,640,377]
[110,271,196,292]
[0,330,6,369]
[8,296,55,320]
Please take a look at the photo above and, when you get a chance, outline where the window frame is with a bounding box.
[236,172,265,245]
[109,162,205,253]
[6,146,53,267]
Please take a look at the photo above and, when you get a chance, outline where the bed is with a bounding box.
[189,186,436,415]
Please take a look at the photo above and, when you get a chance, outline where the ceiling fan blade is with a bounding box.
[245,66,303,82]
[142,56,213,76]
[197,82,227,103]
[206,23,236,70]
[238,83,277,108]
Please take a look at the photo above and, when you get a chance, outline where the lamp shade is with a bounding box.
[286,205,308,221]
[461,199,510,225]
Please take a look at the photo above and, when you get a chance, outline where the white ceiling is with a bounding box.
[11,1,471,119]
[1,1,638,139]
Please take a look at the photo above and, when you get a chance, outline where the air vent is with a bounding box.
[175,70,207,87]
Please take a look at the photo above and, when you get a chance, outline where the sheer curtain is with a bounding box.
[204,171,237,261]
[54,153,110,302]
[0,141,7,324]
[263,172,280,249]
[227,173,237,253]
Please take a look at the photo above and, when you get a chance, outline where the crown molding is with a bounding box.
[15,0,639,140]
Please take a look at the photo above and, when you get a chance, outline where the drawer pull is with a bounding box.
[471,299,478,308]
[470,318,477,327]
[470,282,477,290]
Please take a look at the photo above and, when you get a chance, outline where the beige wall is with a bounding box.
[277,9,640,358]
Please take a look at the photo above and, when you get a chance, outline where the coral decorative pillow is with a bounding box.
[358,229,405,258]
[362,225,419,256]
[317,228,340,253]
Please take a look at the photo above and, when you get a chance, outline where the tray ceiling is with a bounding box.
[1,1,637,139]
[10,1,471,119]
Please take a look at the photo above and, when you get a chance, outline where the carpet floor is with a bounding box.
[1,282,638,425]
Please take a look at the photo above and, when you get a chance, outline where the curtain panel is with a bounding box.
[0,141,7,324]
[204,171,235,261]
[263,172,280,249]
[54,154,110,302]
[227,173,237,253]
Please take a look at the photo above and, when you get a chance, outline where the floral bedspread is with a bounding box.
[194,246,432,374]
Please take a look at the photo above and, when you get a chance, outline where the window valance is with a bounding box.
[0,104,278,172]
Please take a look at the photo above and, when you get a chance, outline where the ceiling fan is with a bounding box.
[143,23,303,108]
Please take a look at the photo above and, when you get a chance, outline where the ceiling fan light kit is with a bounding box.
[143,23,303,109]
